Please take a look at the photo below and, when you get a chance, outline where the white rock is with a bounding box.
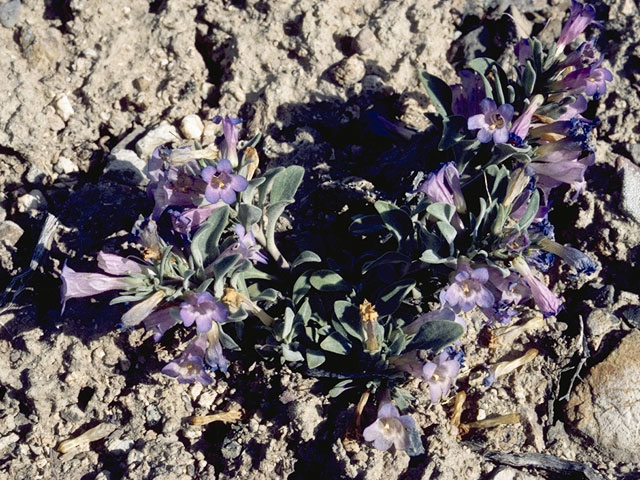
[0,433,19,452]
[54,94,74,122]
[103,149,147,186]
[55,156,78,174]
[26,165,46,184]
[16,190,47,213]
[135,122,179,160]
[180,114,204,141]
[0,221,24,247]
[105,437,134,454]
[618,157,640,223]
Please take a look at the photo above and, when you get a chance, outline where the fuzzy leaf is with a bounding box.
[292,250,322,269]
[523,60,537,96]
[257,167,285,207]
[362,251,411,275]
[437,221,457,245]
[374,201,413,242]
[420,249,450,264]
[237,204,262,230]
[212,253,241,283]
[349,215,386,235]
[439,115,467,151]
[190,205,230,269]
[426,203,455,223]
[306,349,326,369]
[310,270,350,292]
[419,71,452,118]
[334,300,364,341]
[518,189,540,230]
[408,320,464,352]
[328,379,355,398]
[320,331,352,355]
[282,345,304,362]
[292,270,312,305]
[376,279,416,317]
[270,165,305,204]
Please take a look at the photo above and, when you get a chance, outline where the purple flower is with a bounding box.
[509,95,544,145]
[511,256,563,316]
[419,162,466,214]
[514,38,532,65]
[362,402,417,452]
[170,203,222,235]
[180,292,228,333]
[60,263,133,313]
[149,166,203,220]
[451,69,484,119]
[556,95,588,121]
[143,307,180,341]
[97,252,151,276]
[422,351,460,403]
[162,334,214,385]
[538,238,597,275]
[220,225,268,264]
[201,159,248,205]
[560,40,599,69]
[559,60,613,99]
[213,115,241,168]
[468,99,514,144]
[556,0,597,54]
[531,148,595,198]
[443,265,495,312]
[204,325,229,373]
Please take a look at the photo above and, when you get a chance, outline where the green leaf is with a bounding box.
[242,176,265,204]
[328,379,354,398]
[437,221,457,245]
[237,204,262,230]
[334,300,364,341]
[419,71,452,118]
[420,249,450,264]
[517,189,540,230]
[310,270,350,292]
[439,115,467,151]
[291,250,322,269]
[255,288,280,303]
[212,253,241,282]
[362,251,411,275]
[257,167,285,207]
[491,204,510,236]
[374,201,413,242]
[523,60,537,96]
[190,205,230,269]
[282,345,304,363]
[387,328,409,357]
[349,215,386,235]
[376,279,416,317]
[265,200,293,252]
[270,165,305,204]
[408,320,464,352]
[320,331,352,355]
[292,270,312,305]
[426,203,455,223]
[306,349,326,369]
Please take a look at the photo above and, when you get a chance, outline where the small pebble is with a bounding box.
[180,114,204,141]
[0,0,20,29]
[54,94,74,122]
[103,149,146,186]
[55,156,78,174]
[16,190,47,213]
[25,165,46,184]
[135,122,179,160]
[351,28,376,55]
[330,55,366,87]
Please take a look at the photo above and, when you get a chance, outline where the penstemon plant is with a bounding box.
[60,1,609,456]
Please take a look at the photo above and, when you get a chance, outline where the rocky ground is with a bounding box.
[1,0,640,479]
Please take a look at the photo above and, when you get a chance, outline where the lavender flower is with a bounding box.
[451,69,484,119]
[162,334,214,385]
[213,115,241,168]
[511,256,563,316]
[538,238,597,275]
[204,324,229,373]
[559,59,613,99]
[180,291,228,333]
[60,263,133,313]
[219,225,268,264]
[514,38,531,65]
[422,351,460,403]
[419,162,467,214]
[201,159,248,205]
[362,402,418,452]
[556,95,588,121]
[556,0,597,55]
[97,252,151,276]
[170,204,222,235]
[443,265,495,312]
[468,99,514,144]
[143,307,180,341]
[531,149,595,197]
[509,95,544,146]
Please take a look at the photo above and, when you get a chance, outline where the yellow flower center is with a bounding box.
[210,177,225,188]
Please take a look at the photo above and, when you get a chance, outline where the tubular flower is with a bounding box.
[556,0,598,55]
[509,95,544,146]
[121,290,165,328]
[451,69,484,119]
[212,115,241,168]
[511,256,563,316]
[60,263,134,313]
[443,266,495,312]
[201,159,248,205]
[180,292,228,333]
[421,351,461,403]
[143,307,180,342]
[162,334,214,385]
[362,402,419,452]
[538,237,597,275]
[219,224,268,264]
[468,99,514,144]
[97,252,152,276]
[558,59,613,99]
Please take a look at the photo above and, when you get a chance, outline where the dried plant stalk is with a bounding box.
[190,410,243,426]
[57,422,116,455]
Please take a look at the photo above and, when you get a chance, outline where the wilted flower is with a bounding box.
[121,290,165,328]
[511,256,563,316]
[538,237,597,275]
[362,402,418,452]
[422,351,461,403]
[468,99,514,144]
[213,115,241,168]
[359,299,380,352]
[443,265,495,312]
[60,263,134,313]
[556,0,597,55]
[162,334,214,385]
[219,225,268,264]
[201,159,248,205]
[451,69,484,119]
[204,324,229,373]
[180,292,228,333]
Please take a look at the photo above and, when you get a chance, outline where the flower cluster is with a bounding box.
[59,1,607,457]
